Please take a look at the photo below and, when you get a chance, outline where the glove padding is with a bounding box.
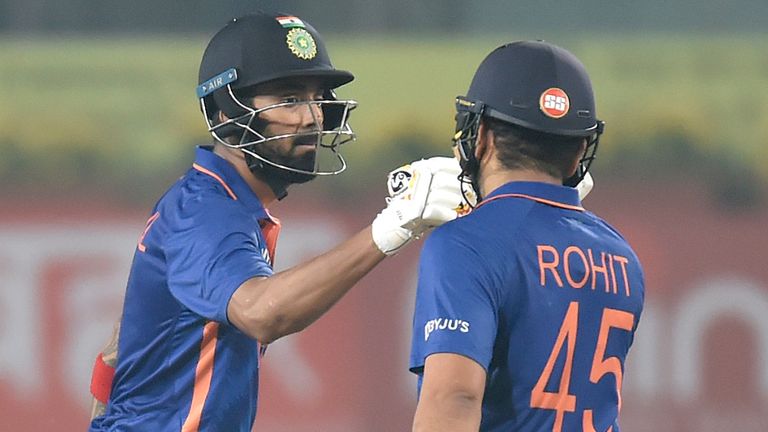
[372,157,465,255]
[576,172,594,201]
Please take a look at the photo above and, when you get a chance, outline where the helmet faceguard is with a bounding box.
[452,97,485,205]
[198,72,357,178]
[563,120,603,187]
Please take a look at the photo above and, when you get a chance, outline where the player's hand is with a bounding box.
[371,157,465,255]
[576,172,594,201]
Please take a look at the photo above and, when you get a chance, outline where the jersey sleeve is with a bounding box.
[409,224,500,375]
[165,198,273,324]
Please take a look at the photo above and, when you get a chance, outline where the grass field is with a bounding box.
[1,34,766,198]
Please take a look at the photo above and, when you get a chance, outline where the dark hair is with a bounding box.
[484,117,584,180]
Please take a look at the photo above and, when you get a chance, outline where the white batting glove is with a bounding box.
[575,172,594,201]
[371,157,465,255]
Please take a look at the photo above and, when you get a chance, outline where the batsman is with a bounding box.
[87,11,466,431]
[409,41,645,431]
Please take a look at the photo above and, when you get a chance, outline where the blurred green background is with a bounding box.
[1,20,766,208]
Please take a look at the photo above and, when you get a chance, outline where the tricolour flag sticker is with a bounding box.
[276,16,305,28]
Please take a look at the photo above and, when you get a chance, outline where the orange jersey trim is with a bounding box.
[181,321,220,432]
[477,193,584,212]
[137,211,160,252]
[192,163,238,200]
[261,208,282,264]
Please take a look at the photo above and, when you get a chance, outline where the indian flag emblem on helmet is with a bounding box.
[276,16,305,28]
[539,87,570,119]
[286,28,317,60]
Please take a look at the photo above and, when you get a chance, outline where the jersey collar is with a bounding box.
[477,181,584,211]
[192,146,271,219]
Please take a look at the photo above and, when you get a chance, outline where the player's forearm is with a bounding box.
[229,226,385,343]
[256,226,385,338]
[412,391,482,432]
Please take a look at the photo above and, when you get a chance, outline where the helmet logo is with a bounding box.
[539,88,570,119]
[286,28,317,60]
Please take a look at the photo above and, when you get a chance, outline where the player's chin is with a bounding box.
[282,157,317,184]
[285,151,316,172]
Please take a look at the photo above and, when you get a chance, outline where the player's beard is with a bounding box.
[247,136,318,185]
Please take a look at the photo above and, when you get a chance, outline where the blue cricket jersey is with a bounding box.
[90,147,279,432]
[410,181,644,432]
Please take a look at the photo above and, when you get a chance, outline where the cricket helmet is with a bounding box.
[197,11,357,183]
[453,40,604,188]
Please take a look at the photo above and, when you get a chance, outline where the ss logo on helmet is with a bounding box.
[388,169,413,197]
[539,87,570,119]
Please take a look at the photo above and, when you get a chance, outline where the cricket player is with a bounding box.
[409,41,645,431]
[88,11,466,431]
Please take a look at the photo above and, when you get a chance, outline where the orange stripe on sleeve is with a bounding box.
[137,212,160,253]
[181,321,220,432]
[192,163,238,200]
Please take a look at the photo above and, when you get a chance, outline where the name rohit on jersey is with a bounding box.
[537,244,632,296]
[424,318,470,341]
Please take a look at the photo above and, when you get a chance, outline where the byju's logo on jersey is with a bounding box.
[387,168,413,197]
[539,87,570,119]
[424,318,470,341]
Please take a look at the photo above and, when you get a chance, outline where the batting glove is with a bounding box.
[371,157,465,255]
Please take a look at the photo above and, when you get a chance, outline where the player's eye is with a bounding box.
[281,96,300,104]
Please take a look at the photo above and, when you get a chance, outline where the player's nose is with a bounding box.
[299,102,323,130]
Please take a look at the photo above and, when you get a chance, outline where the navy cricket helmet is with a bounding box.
[196,11,357,182]
[453,40,604,188]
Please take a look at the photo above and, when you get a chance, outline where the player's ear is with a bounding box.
[474,120,494,164]
[565,139,588,178]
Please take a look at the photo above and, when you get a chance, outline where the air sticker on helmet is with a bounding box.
[539,87,570,119]
[286,28,317,60]
[196,68,238,98]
